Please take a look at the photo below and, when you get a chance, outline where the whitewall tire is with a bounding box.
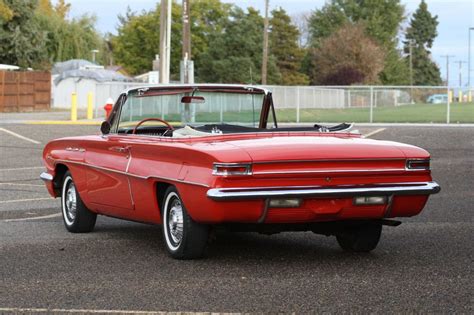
[162,186,209,259]
[61,171,97,233]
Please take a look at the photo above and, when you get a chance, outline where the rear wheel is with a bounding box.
[61,171,97,233]
[162,186,209,259]
[336,223,382,252]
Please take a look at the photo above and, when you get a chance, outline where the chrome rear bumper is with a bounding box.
[207,181,440,201]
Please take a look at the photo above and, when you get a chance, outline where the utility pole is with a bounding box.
[455,61,467,86]
[182,0,191,84]
[182,0,191,60]
[441,55,455,86]
[180,0,194,85]
[159,0,172,84]
[261,0,269,85]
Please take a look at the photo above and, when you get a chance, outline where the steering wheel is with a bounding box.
[132,118,175,135]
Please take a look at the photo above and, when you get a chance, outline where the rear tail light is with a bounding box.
[212,163,252,176]
[406,159,430,170]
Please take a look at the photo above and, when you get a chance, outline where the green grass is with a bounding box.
[123,102,474,126]
[275,102,474,123]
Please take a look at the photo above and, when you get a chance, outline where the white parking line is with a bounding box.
[0,166,44,171]
[0,308,215,314]
[0,197,54,204]
[0,127,41,144]
[0,183,44,187]
[363,128,386,138]
[3,213,61,222]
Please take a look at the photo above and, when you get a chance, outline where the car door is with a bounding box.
[84,134,134,211]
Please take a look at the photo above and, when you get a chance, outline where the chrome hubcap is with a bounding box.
[65,182,77,220]
[168,199,184,245]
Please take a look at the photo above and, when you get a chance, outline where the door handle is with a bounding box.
[110,146,130,154]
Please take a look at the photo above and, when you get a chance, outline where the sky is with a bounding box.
[59,0,474,86]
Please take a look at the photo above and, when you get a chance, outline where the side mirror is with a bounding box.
[101,121,111,135]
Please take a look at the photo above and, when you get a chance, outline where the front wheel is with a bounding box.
[61,171,97,233]
[336,223,382,252]
[162,186,209,259]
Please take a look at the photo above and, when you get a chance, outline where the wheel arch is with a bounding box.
[155,181,174,216]
[54,163,69,196]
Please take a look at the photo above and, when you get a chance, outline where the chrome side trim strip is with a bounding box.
[207,182,441,201]
[40,172,53,182]
[53,159,210,188]
[65,147,85,152]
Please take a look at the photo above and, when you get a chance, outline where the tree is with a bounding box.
[112,4,183,76]
[291,12,311,48]
[190,0,232,80]
[0,0,47,68]
[269,8,309,85]
[199,7,279,84]
[307,0,408,84]
[36,1,104,65]
[54,0,71,19]
[404,0,442,85]
[309,23,385,85]
[112,1,231,78]
[112,8,161,75]
[0,0,13,21]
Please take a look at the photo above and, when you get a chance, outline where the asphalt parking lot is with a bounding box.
[0,123,473,313]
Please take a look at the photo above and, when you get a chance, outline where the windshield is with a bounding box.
[117,89,265,131]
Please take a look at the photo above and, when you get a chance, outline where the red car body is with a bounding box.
[41,85,439,258]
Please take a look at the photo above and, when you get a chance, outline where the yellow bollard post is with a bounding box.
[71,93,77,121]
[87,92,93,120]
[458,90,463,103]
[448,90,453,103]
[468,91,472,103]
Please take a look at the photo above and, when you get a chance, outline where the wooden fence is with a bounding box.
[0,71,51,112]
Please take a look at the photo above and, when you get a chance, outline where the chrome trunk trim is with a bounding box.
[207,181,440,201]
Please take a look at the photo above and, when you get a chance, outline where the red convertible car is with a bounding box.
[41,85,440,259]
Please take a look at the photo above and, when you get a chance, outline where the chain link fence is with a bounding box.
[263,85,474,124]
[67,82,474,124]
